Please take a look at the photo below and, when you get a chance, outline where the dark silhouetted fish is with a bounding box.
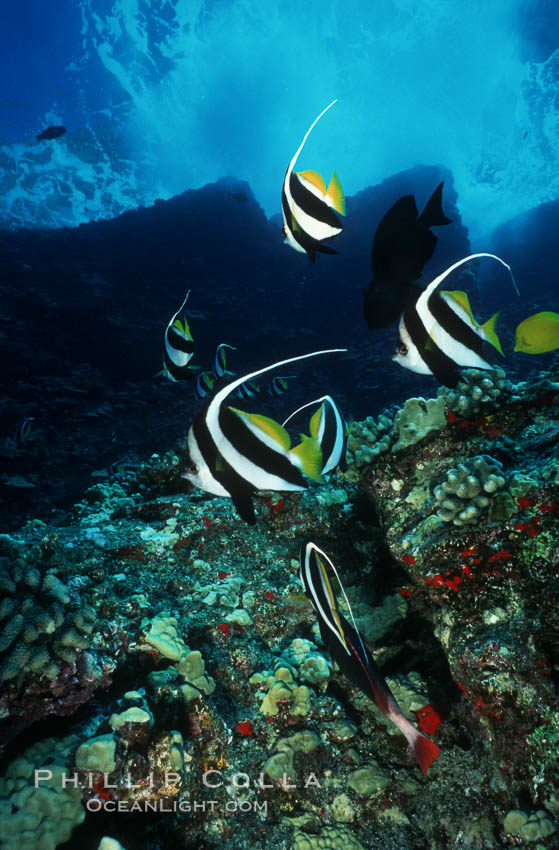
[363,182,452,329]
[36,125,67,141]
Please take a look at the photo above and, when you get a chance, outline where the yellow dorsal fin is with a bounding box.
[229,408,291,449]
[481,312,504,356]
[297,169,327,194]
[327,171,345,215]
[290,434,323,482]
[309,403,324,441]
[441,290,477,325]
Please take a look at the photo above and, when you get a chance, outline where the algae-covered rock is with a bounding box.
[347,761,390,796]
[392,396,447,452]
[292,825,365,850]
[75,732,117,773]
[0,734,85,850]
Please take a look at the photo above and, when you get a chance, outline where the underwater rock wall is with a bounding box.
[0,166,469,530]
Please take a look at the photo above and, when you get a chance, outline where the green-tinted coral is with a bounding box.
[0,556,95,682]
[433,454,506,525]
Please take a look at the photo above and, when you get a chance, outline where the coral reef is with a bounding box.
[1,363,558,850]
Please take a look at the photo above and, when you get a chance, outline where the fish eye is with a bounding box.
[398,341,408,356]
[187,463,198,475]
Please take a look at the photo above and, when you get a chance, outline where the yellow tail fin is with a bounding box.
[327,171,346,216]
[481,312,504,356]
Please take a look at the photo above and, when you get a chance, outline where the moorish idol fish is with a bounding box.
[299,540,441,775]
[16,417,35,447]
[267,376,295,397]
[235,380,260,400]
[514,311,559,354]
[363,182,452,330]
[161,292,196,381]
[394,253,518,388]
[36,125,66,141]
[196,371,216,400]
[281,100,345,262]
[182,349,346,524]
[215,343,236,379]
[283,395,347,475]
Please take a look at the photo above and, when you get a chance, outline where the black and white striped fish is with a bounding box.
[299,540,441,776]
[267,375,295,397]
[215,343,236,379]
[283,395,347,475]
[235,380,260,400]
[196,371,216,400]
[182,349,346,524]
[394,253,517,387]
[281,100,345,263]
[161,292,196,381]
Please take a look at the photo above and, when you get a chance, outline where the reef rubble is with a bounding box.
[0,364,557,850]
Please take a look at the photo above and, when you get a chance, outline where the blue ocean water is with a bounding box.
[1,0,559,239]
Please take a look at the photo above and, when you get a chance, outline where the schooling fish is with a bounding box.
[282,100,345,263]
[235,380,261,400]
[299,540,441,775]
[394,253,517,387]
[363,182,452,330]
[215,343,236,379]
[267,375,296,397]
[196,371,216,400]
[514,311,559,354]
[283,395,347,474]
[182,349,346,524]
[16,417,35,447]
[161,292,196,381]
[36,125,67,141]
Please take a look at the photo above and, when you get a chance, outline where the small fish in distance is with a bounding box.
[363,182,452,329]
[267,375,295,397]
[160,291,197,381]
[282,99,345,263]
[16,417,35,447]
[514,311,559,354]
[394,253,518,387]
[235,380,260,400]
[214,343,236,379]
[283,395,348,474]
[36,125,67,141]
[196,371,216,400]
[299,540,441,775]
[182,348,346,524]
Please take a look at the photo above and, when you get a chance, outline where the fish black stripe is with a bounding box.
[427,292,484,356]
[320,409,337,468]
[282,181,337,258]
[192,408,254,496]
[164,351,191,380]
[219,407,307,488]
[282,182,308,251]
[403,302,460,381]
[289,173,342,229]
[167,328,194,353]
